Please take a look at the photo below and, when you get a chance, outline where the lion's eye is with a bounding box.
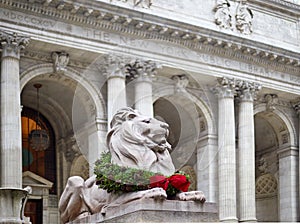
[142,119,151,124]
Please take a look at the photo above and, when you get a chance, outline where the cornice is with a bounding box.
[249,0,300,16]
[1,0,299,74]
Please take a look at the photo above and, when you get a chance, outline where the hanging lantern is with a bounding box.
[29,84,50,151]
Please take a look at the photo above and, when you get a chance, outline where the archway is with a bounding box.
[254,105,298,221]
[153,91,217,202]
[20,64,107,223]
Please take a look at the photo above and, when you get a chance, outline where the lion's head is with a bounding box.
[107,107,175,176]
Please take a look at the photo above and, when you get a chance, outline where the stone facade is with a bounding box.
[0,0,299,223]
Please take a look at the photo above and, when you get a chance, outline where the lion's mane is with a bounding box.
[107,108,175,176]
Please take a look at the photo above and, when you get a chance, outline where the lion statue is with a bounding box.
[59,107,205,223]
[107,107,175,176]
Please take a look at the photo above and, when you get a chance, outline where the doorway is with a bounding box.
[24,199,43,224]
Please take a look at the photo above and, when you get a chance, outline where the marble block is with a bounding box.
[69,198,218,223]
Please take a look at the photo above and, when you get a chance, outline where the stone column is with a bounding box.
[0,31,30,188]
[236,81,261,222]
[196,135,218,202]
[212,77,237,222]
[277,147,299,221]
[104,55,128,128]
[127,59,160,117]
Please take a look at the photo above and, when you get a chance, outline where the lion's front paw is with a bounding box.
[143,187,167,200]
[176,191,206,203]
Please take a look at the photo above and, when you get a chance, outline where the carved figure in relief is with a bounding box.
[265,94,278,112]
[134,0,152,8]
[51,51,69,72]
[214,0,232,29]
[59,108,206,223]
[235,1,253,34]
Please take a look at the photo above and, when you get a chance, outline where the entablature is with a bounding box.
[0,0,299,71]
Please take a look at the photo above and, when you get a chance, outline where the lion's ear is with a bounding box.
[126,113,137,120]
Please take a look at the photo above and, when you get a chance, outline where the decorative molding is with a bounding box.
[214,0,232,29]
[292,99,300,114]
[51,51,69,73]
[235,1,253,35]
[171,74,189,93]
[101,54,131,78]
[0,30,30,58]
[111,0,152,8]
[126,59,161,81]
[22,50,90,68]
[264,94,278,112]
[236,80,261,102]
[0,0,299,72]
[214,0,253,35]
[211,77,236,98]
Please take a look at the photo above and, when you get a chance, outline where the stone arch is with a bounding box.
[20,63,106,119]
[152,86,216,136]
[254,103,297,147]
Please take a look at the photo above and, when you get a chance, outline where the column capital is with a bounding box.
[102,54,130,79]
[212,77,236,98]
[236,80,261,102]
[126,59,161,82]
[0,31,30,59]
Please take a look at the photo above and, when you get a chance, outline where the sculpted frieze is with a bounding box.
[0,8,299,89]
[110,0,152,8]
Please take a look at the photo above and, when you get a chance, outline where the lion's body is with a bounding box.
[59,108,205,223]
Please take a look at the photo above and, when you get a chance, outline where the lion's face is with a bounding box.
[107,108,175,175]
[130,114,169,147]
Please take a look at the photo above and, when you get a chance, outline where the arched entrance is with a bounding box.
[254,105,298,221]
[153,90,217,202]
[20,64,106,223]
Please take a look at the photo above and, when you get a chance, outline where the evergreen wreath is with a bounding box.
[94,152,190,197]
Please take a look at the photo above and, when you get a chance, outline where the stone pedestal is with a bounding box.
[68,199,218,223]
[0,188,31,224]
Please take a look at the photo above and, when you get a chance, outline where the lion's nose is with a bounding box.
[160,123,169,129]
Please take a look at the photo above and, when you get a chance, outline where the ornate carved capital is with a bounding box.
[0,31,30,59]
[171,74,189,93]
[264,94,278,111]
[236,80,261,102]
[212,77,236,98]
[51,51,69,73]
[126,59,161,82]
[102,54,130,79]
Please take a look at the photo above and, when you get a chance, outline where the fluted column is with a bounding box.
[212,77,237,222]
[104,55,127,128]
[0,31,30,188]
[127,59,160,117]
[236,81,261,222]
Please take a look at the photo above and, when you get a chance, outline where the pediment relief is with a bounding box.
[22,171,53,189]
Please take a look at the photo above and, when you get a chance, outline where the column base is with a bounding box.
[239,218,257,222]
[0,187,31,224]
[219,217,238,222]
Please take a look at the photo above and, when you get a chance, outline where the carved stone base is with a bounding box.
[0,188,31,224]
[68,198,218,223]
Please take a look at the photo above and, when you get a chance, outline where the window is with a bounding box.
[22,107,57,194]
